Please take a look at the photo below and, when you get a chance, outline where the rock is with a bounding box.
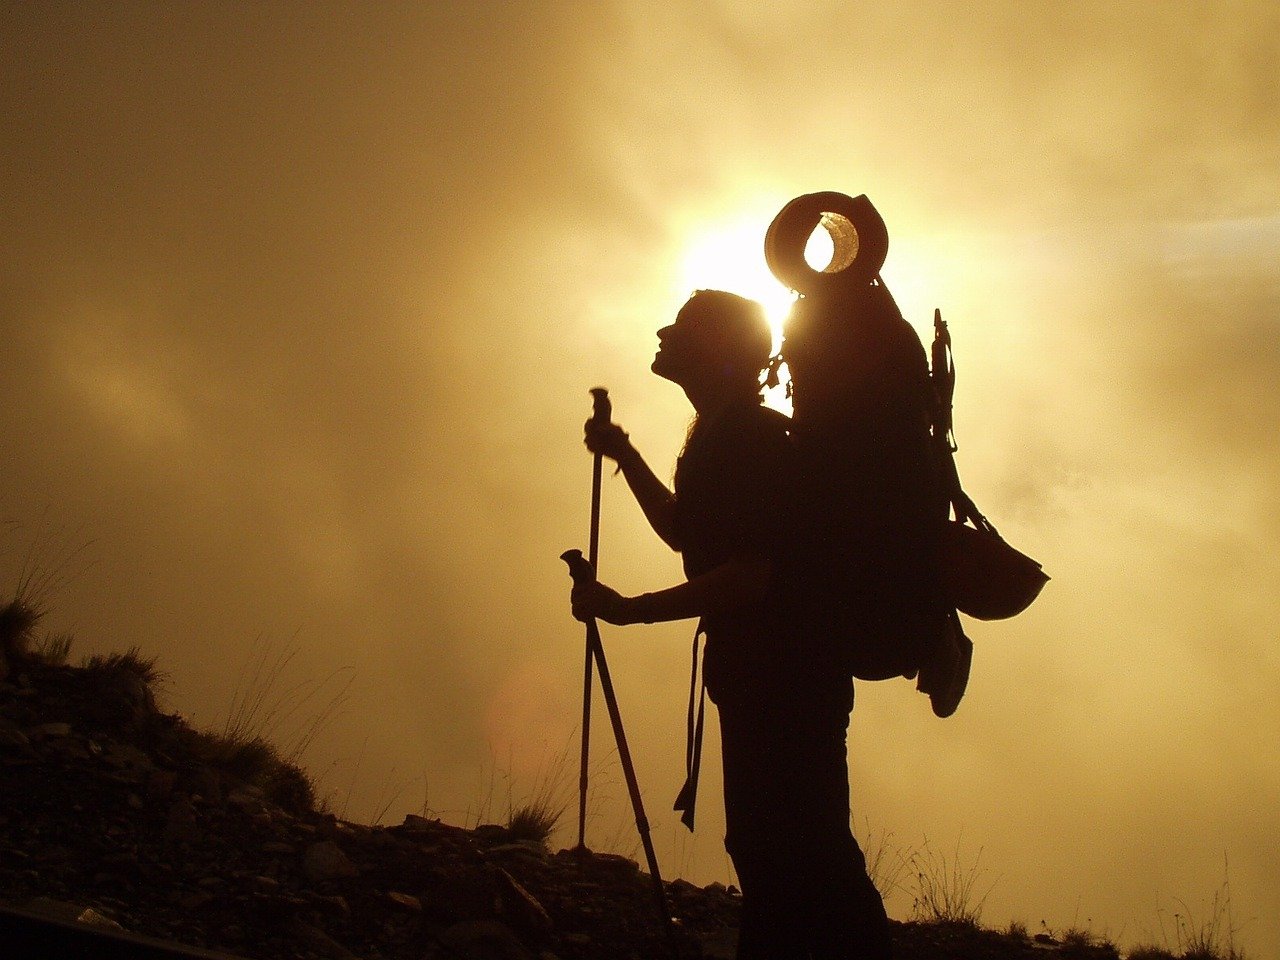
[400,813,440,831]
[0,719,31,749]
[145,769,177,800]
[24,896,91,923]
[162,797,202,844]
[387,890,422,912]
[437,919,533,960]
[495,867,553,944]
[283,917,360,960]
[302,840,359,882]
[76,906,126,932]
[26,721,72,739]
[102,742,156,771]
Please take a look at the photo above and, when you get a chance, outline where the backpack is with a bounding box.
[764,192,1048,683]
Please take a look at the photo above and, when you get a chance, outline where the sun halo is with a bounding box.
[674,214,840,412]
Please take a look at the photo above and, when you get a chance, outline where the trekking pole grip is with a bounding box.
[589,386,611,426]
[561,549,596,587]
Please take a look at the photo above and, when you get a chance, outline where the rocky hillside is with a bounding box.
[0,646,1126,960]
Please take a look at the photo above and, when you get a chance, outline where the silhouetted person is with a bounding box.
[571,289,893,960]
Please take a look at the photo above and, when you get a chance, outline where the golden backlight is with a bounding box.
[676,214,796,348]
[676,211,858,411]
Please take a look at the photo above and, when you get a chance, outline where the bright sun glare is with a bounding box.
[676,214,838,411]
[676,216,840,344]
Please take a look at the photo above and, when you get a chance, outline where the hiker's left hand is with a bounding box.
[571,579,634,625]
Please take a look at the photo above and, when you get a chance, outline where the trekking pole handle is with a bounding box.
[589,387,611,426]
[561,549,596,587]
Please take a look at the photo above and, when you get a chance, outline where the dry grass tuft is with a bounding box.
[507,797,564,845]
[904,836,996,926]
[83,646,165,687]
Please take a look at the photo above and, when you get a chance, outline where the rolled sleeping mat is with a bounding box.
[764,191,889,295]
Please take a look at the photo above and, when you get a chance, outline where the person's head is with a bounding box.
[652,290,773,400]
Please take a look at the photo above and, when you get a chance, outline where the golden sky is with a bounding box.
[2,2,1277,953]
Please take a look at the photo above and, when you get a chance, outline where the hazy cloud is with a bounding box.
[3,2,1276,954]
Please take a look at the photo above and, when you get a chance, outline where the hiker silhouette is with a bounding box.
[570,289,894,960]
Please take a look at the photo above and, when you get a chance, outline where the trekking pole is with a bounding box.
[577,387,610,851]
[561,549,674,943]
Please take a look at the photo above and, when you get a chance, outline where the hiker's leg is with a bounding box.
[794,700,892,960]
[719,705,804,959]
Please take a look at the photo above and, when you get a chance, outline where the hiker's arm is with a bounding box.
[570,557,772,626]
[584,419,680,550]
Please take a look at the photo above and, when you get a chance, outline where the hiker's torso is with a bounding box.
[671,400,812,703]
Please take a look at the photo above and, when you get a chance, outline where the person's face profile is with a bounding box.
[652,298,717,383]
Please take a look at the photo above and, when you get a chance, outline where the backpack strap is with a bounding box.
[931,309,999,537]
[672,621,707,832]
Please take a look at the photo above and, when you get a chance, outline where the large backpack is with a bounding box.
[764,192,1048,683]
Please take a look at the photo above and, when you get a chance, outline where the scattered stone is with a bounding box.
[495,867,553,944]
[146,769,177,800]
[387,890,421,912]
[438,919,534,960]
[313,894,351,917]
[401,813,439,831]
[103,742,156,771]
[0,720,31,748]
[163,797,201,844]
[0,648,893,960]
[76,906,126,932]
[26,721,72,739]
[302,840,359,882]
[178,892,214,911]
[283,917,361,960]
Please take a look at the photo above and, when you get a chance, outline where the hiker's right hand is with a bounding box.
[583,419,632,464]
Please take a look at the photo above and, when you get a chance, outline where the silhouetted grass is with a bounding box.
[83,646,165,687]
[904,836,996,926]
[1137,865,1250,960]
[1,517,94,663]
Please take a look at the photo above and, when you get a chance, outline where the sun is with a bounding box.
[675,213,841,346]
[675,216,795,350]
[674,211,838,411]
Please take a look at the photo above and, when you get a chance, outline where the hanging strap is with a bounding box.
[672,621,707,832]
[931,309,999,537]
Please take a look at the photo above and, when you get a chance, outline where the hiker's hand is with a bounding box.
[571,580,635,626]
[583,419,633,465]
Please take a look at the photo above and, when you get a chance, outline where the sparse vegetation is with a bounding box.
[0,518,94,663]
[32,630,75,666]
[507,796,564,845]
[220,636,354,766]
[903,836,996,926]
[857,819,911,906]
[83,646,165,686]
[1137,865,1250,960]
[504,743,571,845]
